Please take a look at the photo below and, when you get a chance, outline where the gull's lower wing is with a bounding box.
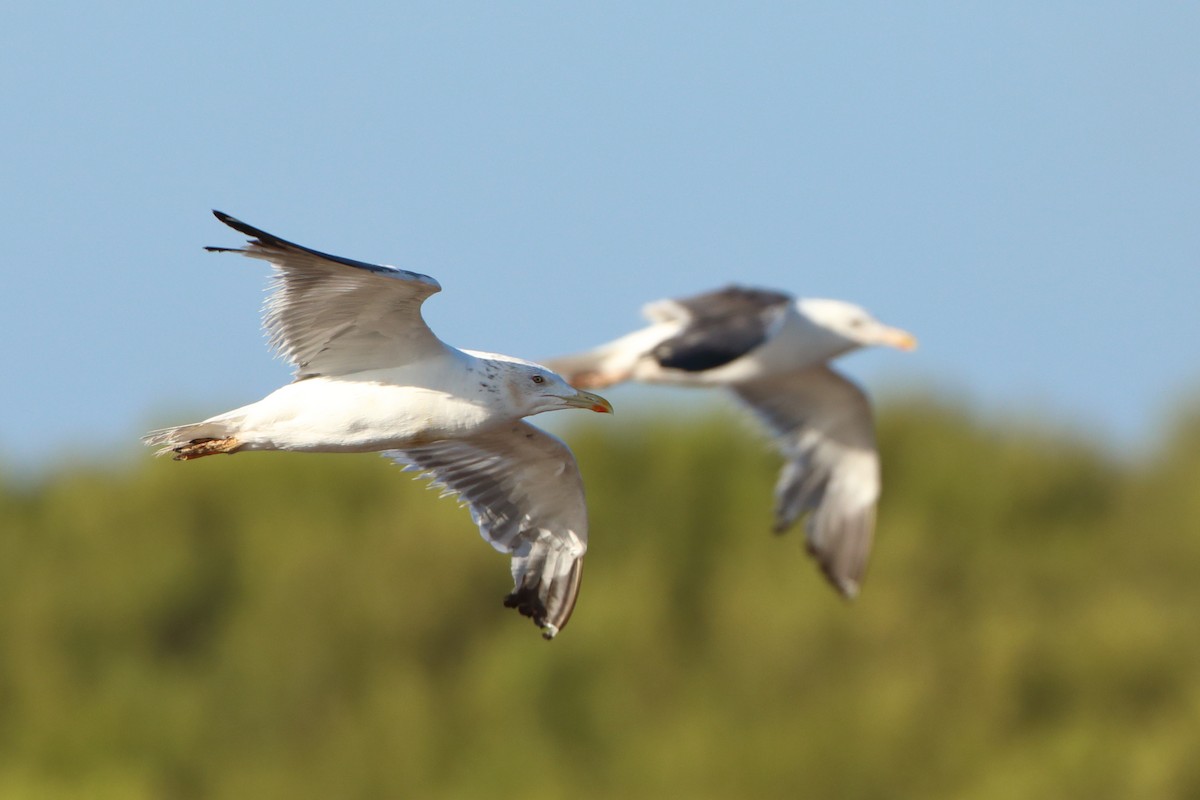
[385,421,589,639]
[731,364,880,598]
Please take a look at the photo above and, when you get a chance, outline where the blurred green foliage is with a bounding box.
[2,400,1199,799]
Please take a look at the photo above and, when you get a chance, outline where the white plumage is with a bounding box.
[544,285,915,598]
[145,211,612,639]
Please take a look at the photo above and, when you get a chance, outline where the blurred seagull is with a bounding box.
[145,211,613,639]
[544,286,915,599]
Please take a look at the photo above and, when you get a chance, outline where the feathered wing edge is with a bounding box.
[204,211,445,379]
[383,423,589,639]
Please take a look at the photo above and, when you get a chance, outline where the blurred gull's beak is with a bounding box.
[879,326,918,352]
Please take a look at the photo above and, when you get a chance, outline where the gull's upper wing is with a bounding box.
[730,364,880,598]
[647,285,793,373]
[385,421,589,640]
[207,211,445,378]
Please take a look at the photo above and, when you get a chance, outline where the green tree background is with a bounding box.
[2,398,1198,799]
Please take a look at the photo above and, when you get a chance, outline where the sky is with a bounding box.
[3,3,1198,472]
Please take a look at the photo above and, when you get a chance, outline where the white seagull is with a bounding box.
[544,286,915,599]
[145,211,613,639]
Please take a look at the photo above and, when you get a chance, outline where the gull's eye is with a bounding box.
[531,375,546,385]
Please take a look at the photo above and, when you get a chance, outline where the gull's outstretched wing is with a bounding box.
[207,211,445,378]
[731,364,880,598]
[647,285,793,372]
[385,421,589,640]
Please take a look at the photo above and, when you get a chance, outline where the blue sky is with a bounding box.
[3,3,1198,471]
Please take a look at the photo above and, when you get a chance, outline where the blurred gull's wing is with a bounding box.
[731,364,880,598]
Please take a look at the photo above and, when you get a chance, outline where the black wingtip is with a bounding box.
[206,209,342,265]
[503,586,548,625]
[204,210,270,254]
[211,209,250,234]
[210,209,275,242]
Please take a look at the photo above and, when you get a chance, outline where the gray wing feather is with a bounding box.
[385,422,588,639]
[207,211,445,378]
[731,364,880,598]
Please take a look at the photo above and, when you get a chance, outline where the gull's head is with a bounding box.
[796,298,918,355]
[502,361,614,418]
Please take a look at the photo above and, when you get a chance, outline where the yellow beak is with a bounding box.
[881,327,918,351]
[565,389,614,414]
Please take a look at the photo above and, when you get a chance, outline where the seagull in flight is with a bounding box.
[146,211,613,639]
[544,285,914,599]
